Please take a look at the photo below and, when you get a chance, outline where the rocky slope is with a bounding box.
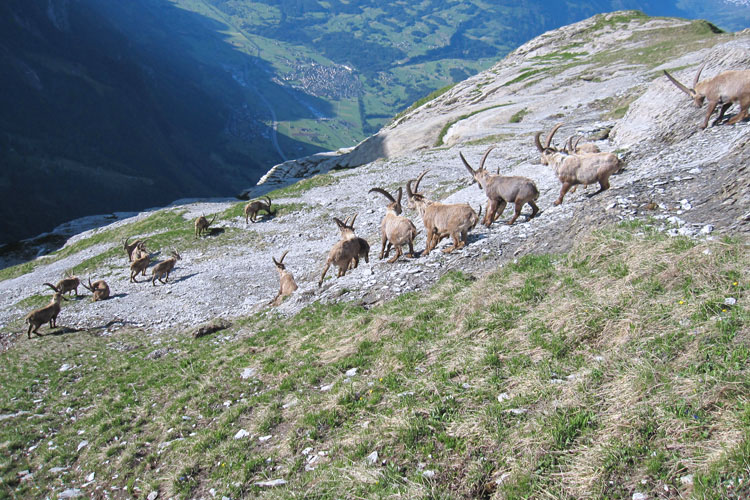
[1,11,749,347]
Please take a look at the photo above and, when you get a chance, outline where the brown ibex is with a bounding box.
[195,214,217,237]
[130,254,150,283]
[319,215,365,287]
[82,278,110,301]
[664,63,750,129]
[55,273,80,297]
[268,251,298,306]
[123,237,146,262]
[460,147,539,226]
[152,250,181,285]
[131,242,149,262]
[24,283,67,338]
[244,196,273,224]
[369,186,418,263]
[405,170,481,254]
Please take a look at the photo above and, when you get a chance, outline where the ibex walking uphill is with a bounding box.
[24,283,68,338]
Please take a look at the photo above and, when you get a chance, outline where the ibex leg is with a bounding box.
[554,182,573,205]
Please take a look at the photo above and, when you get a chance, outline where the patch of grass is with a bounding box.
[264,173,338,199]
[508,107,529,123]
[434,103,512,147]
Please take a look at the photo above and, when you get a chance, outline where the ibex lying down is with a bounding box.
[123,237,146,262]
[319,215,366,287]
[406,170,481,254]
[195,214,217,237]
[461,147,539,226]
[82,278,110,301]
[54,274,80,297]
[535,124,622,205]
[130,254,150,283]
[25,283,67,338]
[369,186,417,263]
[245,196,273,224]
[152,251,181,285]
[664,63,750,129]
[269,251,298,306]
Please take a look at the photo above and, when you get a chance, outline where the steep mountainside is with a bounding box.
[0,11,749,499]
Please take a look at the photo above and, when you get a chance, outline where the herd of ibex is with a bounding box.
[22,61,749,338]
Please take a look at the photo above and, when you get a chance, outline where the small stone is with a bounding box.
[506,408,527,415]
[234,429,250,440]
[209,489,216,498]
[77,440,88,451]
[301,447,314,456]
[240,367,256,379]
[58,489,82,499]
[49,466,68,473]
[345,368,358,377]
[223,400,231,407]
[724,297,737,306]
[366,451,379,465]
[632,493,647,500]
[147,492,159,500]
[259,435,272,442]
[320,384,333,392]
[86,472,95,482]
[59,364,72,372]
[497,393,510,402]
[700,225,713,235]
[18,470,30,477]
[422,470,436,479]
[254,479,286,488]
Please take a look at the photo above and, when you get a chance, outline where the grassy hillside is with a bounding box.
[2,221,747,499]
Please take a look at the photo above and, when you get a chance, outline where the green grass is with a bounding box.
[508,107,529,123]
[434,103,513,147]
[1,223,748,498]
[263,173,339,199]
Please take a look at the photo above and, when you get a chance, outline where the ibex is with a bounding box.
[244,196,273,224]
[122,237,146,262]
[24,283,67,338]
[152,250,181,285]
[406,170,481,254]
[460,147,539,226]
[129,254,150,283]
[318,215,365,287]
[82,278,110,301]
[55,273,80,296]
[131,242,149,262]
[268,251,298,306]
[195,214,217,237]
[535,124,622,205]
[369,186,418,263]
[664,63,750,129]
[565,135,600,154]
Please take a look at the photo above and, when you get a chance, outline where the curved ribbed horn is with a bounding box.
[459,152,475,176]
[44,283,59,292]
[545,123,563,149]
[333,217,346,228]
[478,146,495,171]
[693,62,706,89]
[663,69,695,97]
[348,213,358,227]
[406,179,415,198]
[369,187,396,203]
[396,186,403,206]
[534,131,544,152]
[414,170,429,193]
[573,135,583,151]
[278,250,289,264]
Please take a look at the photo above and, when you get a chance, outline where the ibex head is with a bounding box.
[534,123,563,165]
[460,146,495,190]
[663,63,707,107]
[405,170,430,209]
[369,187,403,215]
[272,250,289,271]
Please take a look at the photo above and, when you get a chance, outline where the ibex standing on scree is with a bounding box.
[406,170,481,255]
[535,124,622,205]
[369,186,417,263]
[130,254,150,283]
[244,196,273,224]
[55,273,80,297]
[195,214,217,237]
[269,251,298,306]
[24,283,68,338]
[319,215,366,287]
[460,147,539,226]
[664,63,750,129]
[152,251,181,285]
[82,278,110,301]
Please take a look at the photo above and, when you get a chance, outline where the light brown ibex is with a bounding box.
[369,186,417,263]
[24,283,67,338]
[405,170,481,254]
[195,214,217,237]
[535,124,622,205]
[152,250,181,285]
[268,251,298,306]
[460,147,539,226]
[82,278,110,301]
[131,242,149,262]
[319,215,365,287]
[122,237,146,262]
[55,273,80,297]
[130,254,150,283]
[664,63,750,129]
[244,196,273,224]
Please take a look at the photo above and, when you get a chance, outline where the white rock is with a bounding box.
[86,472,95,482]
[320,384,333,392]
[422,470,436,479]
[301,447,314,456]
[254,479,286,487]
[259,435,272,442]
[366,451,379,465]
[223,400,231,407]
[209,488,216,498]
[49,466,69,473]
[700,225,713,235]
[58,489,82,499]
[233,429,250,440]
[724,297,737,306]
[497,393,510,402]
[77,440,88,451]
[59,364,72,372]
[506,409,527,415]
[147,492,159,500]
[632,493,647,500]
[345,368,358,377]
[240,367,256,379]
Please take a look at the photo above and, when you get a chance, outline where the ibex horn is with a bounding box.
[368,187,396,203]
[459,152,475,176]
[693,62,706,89]
[44,283,59,292]
[663,69,695,97]
[545,123,563,149]
[478,146,495,171]
[413,170,429,193]
[396,186,403,206]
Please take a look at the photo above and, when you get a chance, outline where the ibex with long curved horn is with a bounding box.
[244,196,273,224]
[24,283,68,338]
[534,124,622,205]
[268,251,298,306]
[461,147,539,226]
[664,63,750,129]
[369,186,418,263]
[195,214,217,237]
[406,170,480,254]
[82,278,110,302]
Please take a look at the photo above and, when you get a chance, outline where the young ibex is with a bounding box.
[664,63,750,129]
[369,186,418,263]
[123,237,146,262]
[152,250,181,285]
[460,147,539,226]
[268,251,298,306]
[129,254,150,283]
[535,125,622,205]
[82,277,110,301]
[55,273,80,297]
[405,170,481,254]
[131,242,149,262]
[24,283,67,338]
[318,215,365,287]
[195,214,217,237]
[244,196,273,224]
[565,135,600,155]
